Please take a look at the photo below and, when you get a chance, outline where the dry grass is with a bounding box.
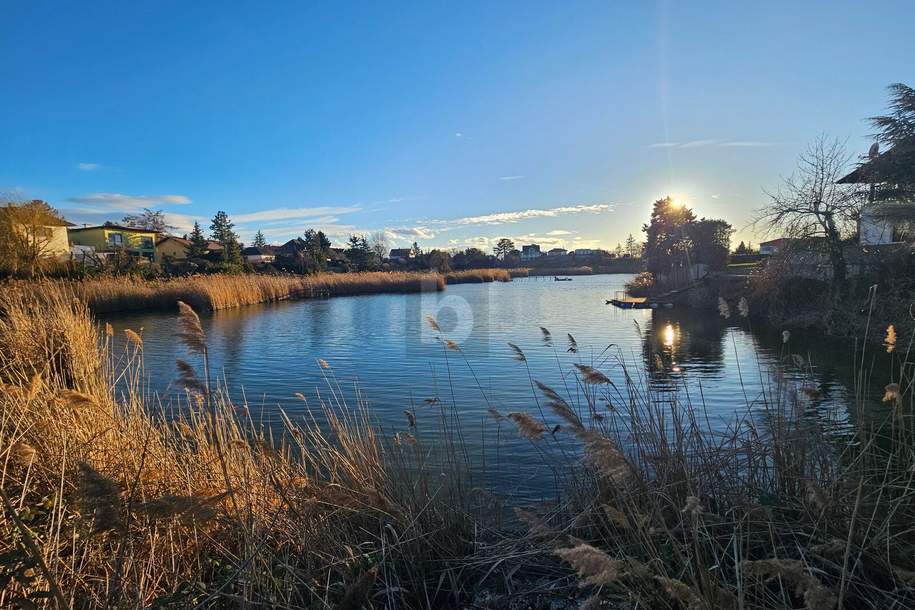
[15,271,446,314]
[0,285,481,608]
[2,281,914,608]
[444,268,512,283]
[7,269,519,315]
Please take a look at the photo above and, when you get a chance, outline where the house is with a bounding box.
[547,247,568,257]
[856,203,915,245]
[520,244,542,260]
[389,248,414,262]
[156,235,223,260]
[571,248,594,257]
[68,224,159,261]
[838,149,915,245]
[759,238,791,256]
[241,245,276,264]
[0,202,73,261]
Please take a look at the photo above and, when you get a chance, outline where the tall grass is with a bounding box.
[444,268,512,283]
[0,285,482,608]
[1,282,912,608]
[25,272,446,314]
[13,269,520,315]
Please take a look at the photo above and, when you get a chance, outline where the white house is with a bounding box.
[571,248,594,256]
[241,246,276,264]
[547,247,567,257]
[839,148,915,246]
[858,202,915,245]
[520,244,542,260]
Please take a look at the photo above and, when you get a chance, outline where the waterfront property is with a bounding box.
[0,202,73,261]
[388,247,415,262]
[68,223,158,261]
[156,235,224,260]
[521,244,543,260]
[241,245,276,264]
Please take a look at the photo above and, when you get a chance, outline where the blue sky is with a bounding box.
[2,1,913,250]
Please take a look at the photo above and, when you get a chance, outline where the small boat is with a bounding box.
[554,276,573,281]
[607,296,654,309]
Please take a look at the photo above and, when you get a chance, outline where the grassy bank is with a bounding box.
[1,284,913,608]
[16,269,522,315]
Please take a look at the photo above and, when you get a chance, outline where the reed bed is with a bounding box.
[444,268,512,284]
[0,285,482,608]
[21,271,447,314]
[1,282,912,608]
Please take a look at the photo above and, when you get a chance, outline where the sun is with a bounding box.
[669,194,688,208]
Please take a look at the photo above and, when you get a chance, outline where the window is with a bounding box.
[140,236,153,249]
[108,232,123,247]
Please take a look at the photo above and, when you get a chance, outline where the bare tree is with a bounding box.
[368,231,389,262]
[121,208,174,233]
[756,135,863,291]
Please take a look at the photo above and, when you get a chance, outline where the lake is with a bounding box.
[104,274,878,502]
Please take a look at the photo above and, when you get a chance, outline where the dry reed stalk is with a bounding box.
[507,412,548,440]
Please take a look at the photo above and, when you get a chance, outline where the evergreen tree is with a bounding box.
[187,222,208,258]
[252,230,267,248]
[209,211,241,264]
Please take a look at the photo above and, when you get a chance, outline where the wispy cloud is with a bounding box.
[647,139,778,149]
[499,175,524,181]
[680,139,721,148]
[77,162,102,171]
[67,192,191,209]
[546,229,575,236]
[428,203,611,228]
[232,206,361,223]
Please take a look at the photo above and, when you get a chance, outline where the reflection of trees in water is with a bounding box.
[641,309,728,381]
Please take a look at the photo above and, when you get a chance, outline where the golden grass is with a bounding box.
[444,268,512,283]
[18,271,445,314]
[8,269,520,315]
[0,285,477,608]
[2,282,914,608]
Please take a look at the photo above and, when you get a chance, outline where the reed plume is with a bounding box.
[555,544,630,586]
[567,333,578,353]
[540,326,552,346]
[176,300,206,354]
[574,363,611,385]
[886,324,897,353]
[741,559,836,610]
[507,342,526,362]
[535,380,583,430]
[124,328,143,347]
[507,412,547,440]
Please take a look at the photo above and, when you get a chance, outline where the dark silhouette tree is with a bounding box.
[187,222,209,259]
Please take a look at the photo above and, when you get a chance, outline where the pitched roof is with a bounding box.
[157,235,223,250]
[241,246,275,255]
[68,224,157,233]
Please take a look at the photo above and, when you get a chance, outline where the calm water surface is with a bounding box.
[104,274,878,501]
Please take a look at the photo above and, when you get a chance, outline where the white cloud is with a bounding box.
[454,132,463,138]
[680,139,721,148]
[648,142,679,148]
[546,229,575,236]
[232,206,361,223]
[67,192,191,209]
[77,163,102,171]
[499,175,524,181]
[429,203,611,228]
